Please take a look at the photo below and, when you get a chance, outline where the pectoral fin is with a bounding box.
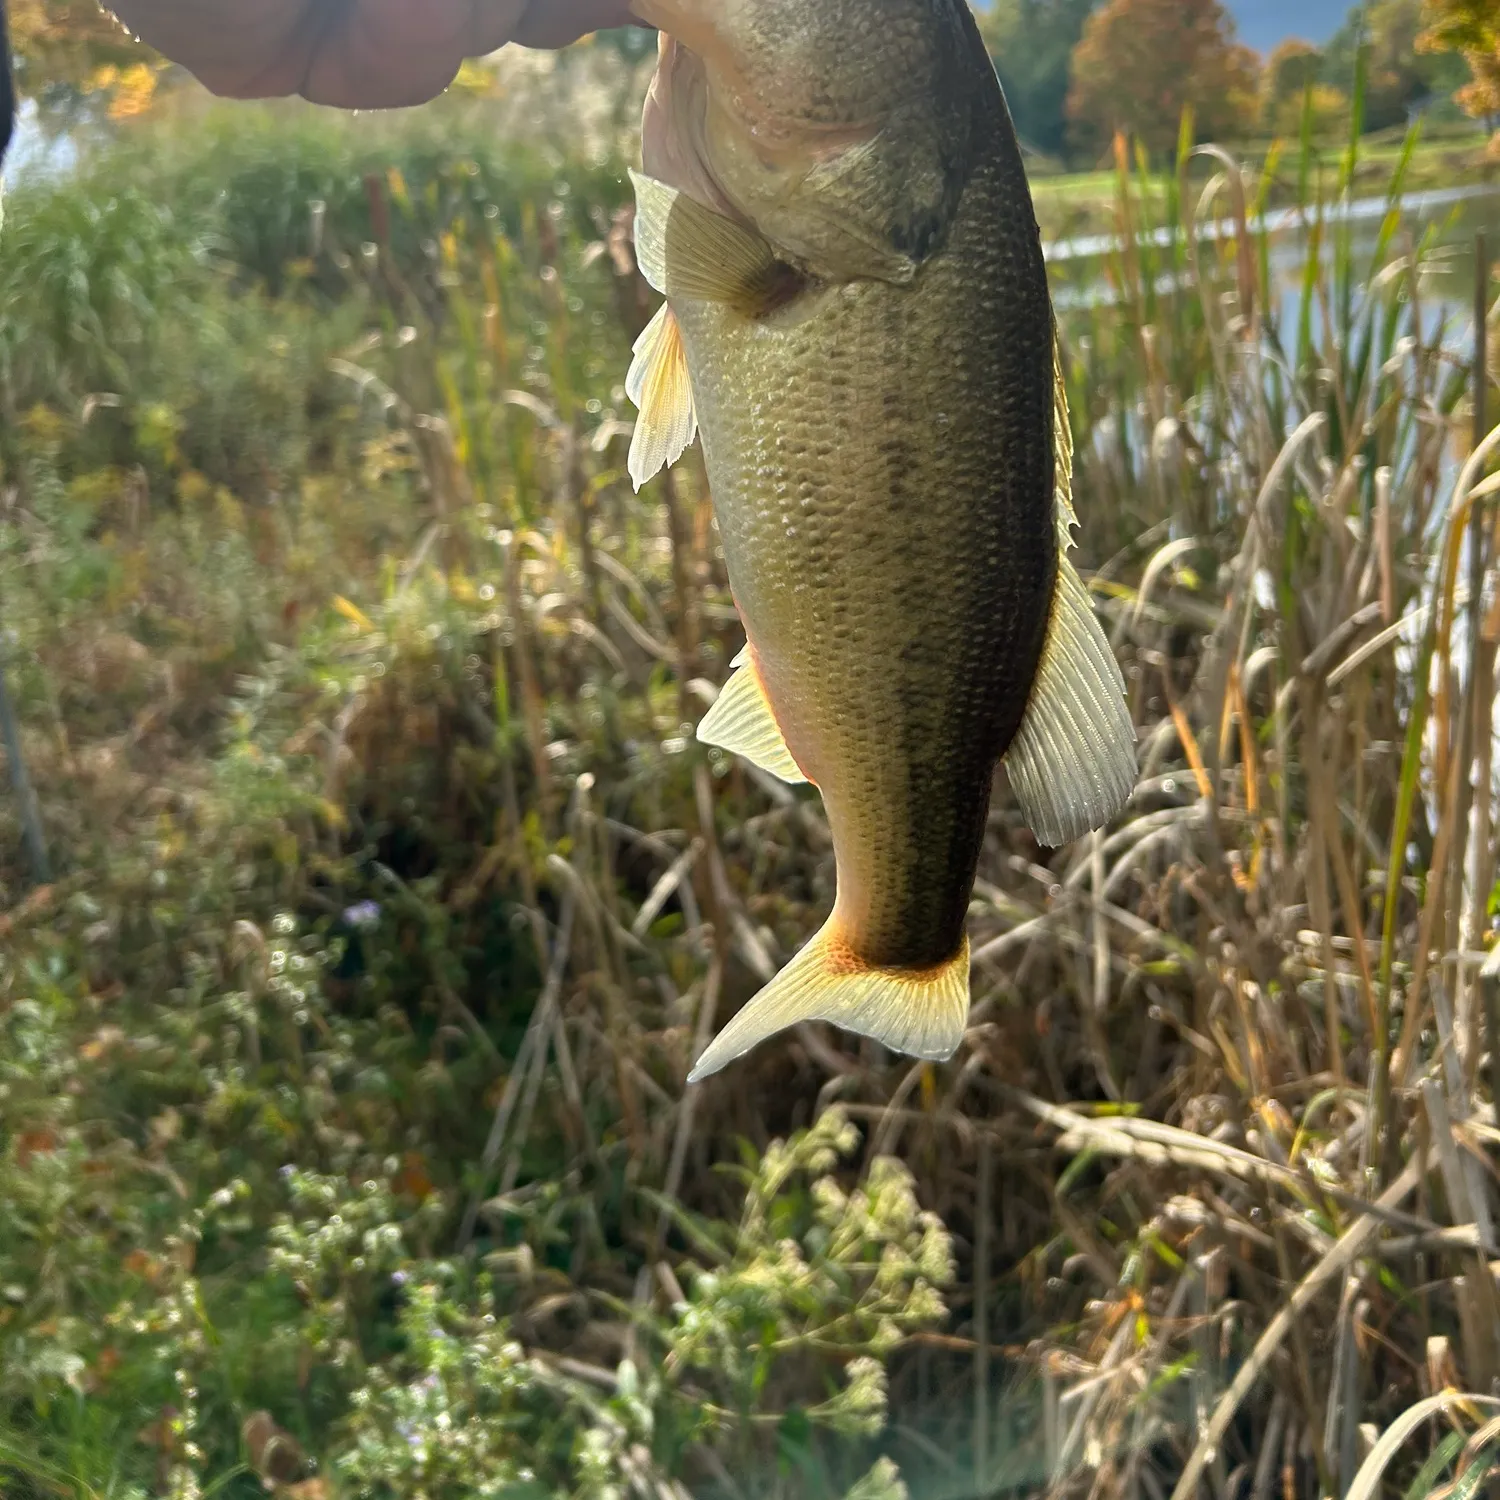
[626,301,698,491]
[697,647,808,785]
[1005,335,1137,847]
[629,169,799,315]
[689,923,970,1082]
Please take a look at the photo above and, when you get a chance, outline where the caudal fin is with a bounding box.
[688,922,971,1083]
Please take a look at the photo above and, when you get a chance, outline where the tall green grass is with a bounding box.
[0,60,1498,1500]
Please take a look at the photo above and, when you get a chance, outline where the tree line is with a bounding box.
[5,0,1500,166]
[980,0,1499,162]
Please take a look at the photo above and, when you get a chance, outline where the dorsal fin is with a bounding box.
[1052,324,1077,544]
[1004,332,1137,847]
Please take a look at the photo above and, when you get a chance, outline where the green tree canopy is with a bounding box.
[1265,37,1324,105]
[977,0,1099,161]
[1322,0,1470,130]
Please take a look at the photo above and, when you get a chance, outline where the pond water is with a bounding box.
[2,101,78,181]
[1048,180,1500,348]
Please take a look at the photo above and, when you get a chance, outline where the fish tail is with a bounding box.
[687,922,970,1083]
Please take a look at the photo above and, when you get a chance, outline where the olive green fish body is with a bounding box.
[625,0,1137,1079]
[675,109,1056,970]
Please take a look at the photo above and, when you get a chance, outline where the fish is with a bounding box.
[622,0,1137,1083]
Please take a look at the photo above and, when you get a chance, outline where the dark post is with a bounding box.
[0,0,12,171]
[0,650,50,886]
[0,0,48,886]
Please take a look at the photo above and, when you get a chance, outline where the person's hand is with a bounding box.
[107,0,641,109]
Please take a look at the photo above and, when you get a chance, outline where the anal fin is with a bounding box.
[627,300,697,491]
[697,647,808,785]
[689,923,971,1082]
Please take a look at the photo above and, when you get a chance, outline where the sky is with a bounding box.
[1224,0,1352,53]
[969,2,1355,57]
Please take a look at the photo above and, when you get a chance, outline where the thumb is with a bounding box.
[468,0,533,54]
[512,0,642,49]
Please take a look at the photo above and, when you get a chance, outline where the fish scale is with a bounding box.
[624,0,1137,1080]
[685,209,1053,969]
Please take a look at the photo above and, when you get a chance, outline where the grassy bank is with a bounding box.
[1030,129,1498,242]
[2,61,1500,1500]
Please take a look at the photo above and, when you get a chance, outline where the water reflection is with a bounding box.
[2,100,78,179]
[1049,182,1500,334]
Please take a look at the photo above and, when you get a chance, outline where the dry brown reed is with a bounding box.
[3,80,1500,1496]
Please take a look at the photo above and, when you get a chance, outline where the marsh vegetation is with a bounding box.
[2,37,1500,1500]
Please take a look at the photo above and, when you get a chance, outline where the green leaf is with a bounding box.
[1349,1396,1500,1500]
[1402,1432,1464,1500]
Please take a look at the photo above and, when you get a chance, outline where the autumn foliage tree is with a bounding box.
[1065,0,1260,155]
[1419,0,1500,154]
[1321,0,1469,131]
[10,0,161,121]
[1260,38,1350,138]
[1264,39,1322,105]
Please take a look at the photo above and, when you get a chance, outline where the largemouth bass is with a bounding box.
[624,0,1137,1082]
